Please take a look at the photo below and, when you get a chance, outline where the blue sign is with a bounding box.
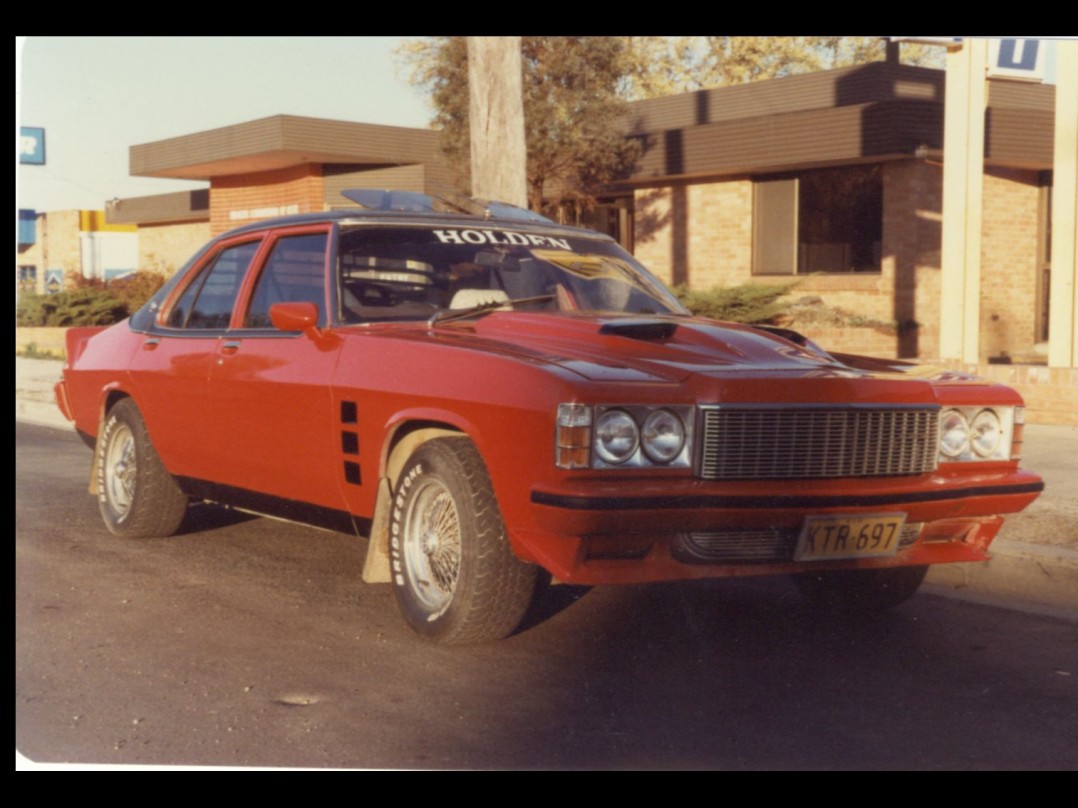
[18,209,37,245]
[20,127,46,165]
[989,39,1044,82]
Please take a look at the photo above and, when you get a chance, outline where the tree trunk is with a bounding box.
[467,37,528,208]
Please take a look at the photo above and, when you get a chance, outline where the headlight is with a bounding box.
[595,409,639,465]
[556,404,694,469]
[938,406,1014,462]
[641,409,686,464]
[939,409,970,459]
[970,409,1003,458]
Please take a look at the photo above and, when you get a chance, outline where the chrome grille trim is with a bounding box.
[673,523,924,564]
[698,405,939,480]
[674,529,793,564]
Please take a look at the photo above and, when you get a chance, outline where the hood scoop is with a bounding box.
[598,319,679,342]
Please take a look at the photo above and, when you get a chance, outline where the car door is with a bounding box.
[201,226,348,518]
[128,237,264,480]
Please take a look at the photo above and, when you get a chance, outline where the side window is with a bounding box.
[244,233,329,328]
[752,165,882,275]
[167,242,260,329]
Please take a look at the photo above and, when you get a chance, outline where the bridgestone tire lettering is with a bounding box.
[389,437,536,643]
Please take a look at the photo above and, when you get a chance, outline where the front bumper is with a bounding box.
[518,470,1044,584]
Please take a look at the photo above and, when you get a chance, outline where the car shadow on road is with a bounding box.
[174,502,258,536]
[516,571,593,635]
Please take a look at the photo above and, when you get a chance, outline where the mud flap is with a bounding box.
[362,477,394,583]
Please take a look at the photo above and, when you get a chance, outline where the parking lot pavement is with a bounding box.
[16,356,1078,618]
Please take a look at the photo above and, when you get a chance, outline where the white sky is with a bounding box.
[16,36,434,213]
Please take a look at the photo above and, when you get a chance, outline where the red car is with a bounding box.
[55,192,1044,643]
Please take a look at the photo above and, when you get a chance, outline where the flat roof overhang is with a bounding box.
[106,189,209,226]
[619,63,1055,185]
[624,99,945,183]
[131,115,440,180]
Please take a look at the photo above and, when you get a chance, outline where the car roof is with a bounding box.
[217,208,616,243]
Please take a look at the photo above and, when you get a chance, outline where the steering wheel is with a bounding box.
[348,281,401,308]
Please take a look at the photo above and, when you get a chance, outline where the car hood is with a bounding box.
[366,312,886,384]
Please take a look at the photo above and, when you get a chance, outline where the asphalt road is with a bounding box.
[16,423,1078,769]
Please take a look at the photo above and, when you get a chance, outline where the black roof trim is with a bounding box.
[216,209,610,242]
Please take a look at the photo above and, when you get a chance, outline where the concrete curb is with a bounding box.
[16,357,71,431]
[926,540,1078,619]
[16,396,72,431]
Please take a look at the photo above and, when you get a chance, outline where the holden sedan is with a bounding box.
[55,191,1044,643]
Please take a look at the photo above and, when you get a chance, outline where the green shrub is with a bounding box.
[16,270,166,327]
[674,282,797,324]
[17,288,128,327]
[104,271,166,312]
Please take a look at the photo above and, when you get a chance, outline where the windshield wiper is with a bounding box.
[428,294,555,328]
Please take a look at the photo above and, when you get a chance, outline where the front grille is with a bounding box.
[698,406,939,480]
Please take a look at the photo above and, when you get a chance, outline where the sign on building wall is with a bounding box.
[45,269,63,295]
[988,39,1044,82]
[18,210,37,245]
[20,127,46,165]
[228,204,300,222]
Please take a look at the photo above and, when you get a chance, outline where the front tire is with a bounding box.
[96,398,187,538]
[390,437,536,643]
[793,565,929,612]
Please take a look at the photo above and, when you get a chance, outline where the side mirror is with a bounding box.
[269,301,320,333]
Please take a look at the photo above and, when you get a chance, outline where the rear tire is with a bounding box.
[390,437,536,643]
[793,565,928,612]
[96,398,187,538]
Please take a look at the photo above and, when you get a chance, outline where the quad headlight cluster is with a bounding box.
[938,406,1020,463]
[556,404,694,469]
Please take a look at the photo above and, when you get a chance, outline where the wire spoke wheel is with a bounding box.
[95,398,188,539]
[402,479,463,615]
[103,423,137,517]
[390,437,537,643]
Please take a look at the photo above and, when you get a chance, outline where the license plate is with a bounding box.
[795,514,906,561]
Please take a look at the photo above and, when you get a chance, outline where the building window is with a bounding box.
[18,265,37,293]
[580,197,634,252]
[753,165,882,275]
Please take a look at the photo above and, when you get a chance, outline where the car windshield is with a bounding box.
[336,225,686,324]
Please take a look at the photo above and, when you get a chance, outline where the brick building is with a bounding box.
[16,209,138,293]
[110,114,448,230]
[104,189,211,276]
[105,63,1069,381]
[611,63,1059,366]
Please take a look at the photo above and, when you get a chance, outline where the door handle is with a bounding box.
[220,340,241,355]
